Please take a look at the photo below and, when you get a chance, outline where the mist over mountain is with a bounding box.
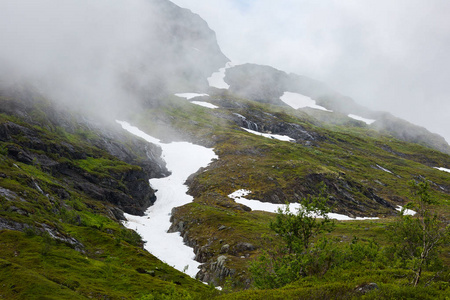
[0,1,449,298]
[1,0,448,153]
[172,0,450,144]
[0,0,227,119]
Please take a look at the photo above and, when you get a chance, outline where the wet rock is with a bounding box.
[6,145,33,164]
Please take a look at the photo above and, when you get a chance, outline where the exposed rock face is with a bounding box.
[0,88,168,216]
[197,255,235,285]
[0,217,84,252]
[231,109,324,144]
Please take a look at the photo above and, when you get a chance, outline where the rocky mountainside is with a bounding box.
[0,1,449,299]
[224,63,450,154]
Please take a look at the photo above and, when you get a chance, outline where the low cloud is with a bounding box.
[0,0,228,122]
[0,0,157,118]
[172,0,450,142]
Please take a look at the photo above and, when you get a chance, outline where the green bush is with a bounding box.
[250,183,337,289]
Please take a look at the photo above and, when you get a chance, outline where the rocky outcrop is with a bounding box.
[231,109,325,145]
[196,255,235,285]
[169,208,258,287]
[0,91,168,216]
[247,173,396,217]
[0,217,84,252]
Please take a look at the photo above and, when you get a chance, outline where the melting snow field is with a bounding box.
[191,101,219,109]
[395,205,416,216]
[207,62,234,89]
[280,92,332,112]
[435,167,450,173]
[175,93,209,100]
[117,121,217,277]
[242,128,294,142]
[348,114,376,125]
[174,93,219,109]
[229,190,378,221]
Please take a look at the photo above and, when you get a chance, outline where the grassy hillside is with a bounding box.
[0,94,212,299]
[1,88,449,299]
[129,93,449,297]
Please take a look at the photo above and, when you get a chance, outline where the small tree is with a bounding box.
[270,182,335,253]
[250,182,336,288]
[392,180,449,286]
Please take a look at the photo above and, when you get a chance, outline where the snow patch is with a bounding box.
[229,190,378,221]
[207,62,234,89]
[348,114,376,125]
[434,167,450,173]
[396,205,416,216]
[242,128,294,142]
[280,92,332,112]
[376,164,393,174]
[117,121,217,278]
[175,93,209,100]
[191,101,219,109]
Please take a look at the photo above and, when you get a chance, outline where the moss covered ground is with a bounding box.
[1,91,449,298]
[130,94,449,297]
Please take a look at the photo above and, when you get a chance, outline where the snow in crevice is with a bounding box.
[207,62,234,89]
[376,164,393,174]
[348,114,376,125]
[191,101,219,109]
[242,128,294,142]
[175,93,209,100]
[434,167,450,173]
[280,92,332,112]
[229,190,378,221]
[116,120,217,278]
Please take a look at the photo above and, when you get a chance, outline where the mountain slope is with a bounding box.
[130,91,449,288]
[0,88,213,299]
[0,0,449,298]
[224,63,450,154]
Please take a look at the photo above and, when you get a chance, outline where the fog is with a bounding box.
[1,1,153,118]
[2,1,449,143]
[171,0,450,143]
[0,0,227,122]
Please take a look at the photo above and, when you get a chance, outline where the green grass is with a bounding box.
[75,156,141,178]
[0,230,209,299]
[1,89,449,298]
[0,98,212,298]
[130,93,450,291]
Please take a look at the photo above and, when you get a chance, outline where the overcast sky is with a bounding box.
[171,0,450,143]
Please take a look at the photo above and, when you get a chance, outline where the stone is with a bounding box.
[355,282,379,294]
[220,244,230,254]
